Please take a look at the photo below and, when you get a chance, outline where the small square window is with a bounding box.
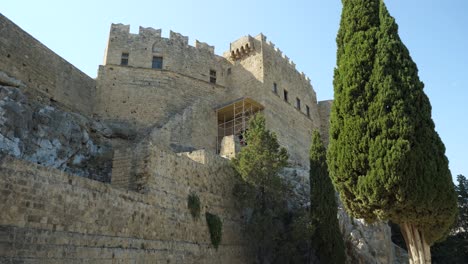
[121,53,129,66]
[296,98,301,110]
[152,56,163,69]
[210,70,217,84]
[306,105,310,117]
[283,89,288,102]
[273,82,278,94]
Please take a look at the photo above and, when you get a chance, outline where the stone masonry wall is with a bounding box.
[0,148,249,263]
[148,99,220,153]
[223,34,320,167]
[104,24,230,87]
[98,26,329,166]
[0,14,95,115]
[261,39,320,167]
[95,65,230,132]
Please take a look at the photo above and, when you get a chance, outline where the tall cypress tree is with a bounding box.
[328,1,457,263]
[309,130,345,264]
[328,0,381,223]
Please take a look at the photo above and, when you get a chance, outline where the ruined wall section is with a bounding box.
[0,14,95,115]
[104,24,230,86]
[0,150,249,263]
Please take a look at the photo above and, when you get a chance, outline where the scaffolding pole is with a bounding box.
[216,98,264,153]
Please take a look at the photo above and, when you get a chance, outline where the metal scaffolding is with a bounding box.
[215,97,264,153]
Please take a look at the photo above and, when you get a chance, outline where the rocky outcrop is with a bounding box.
[0,73,114,182]
[338,200,409,264]
[281,167,311,207]
[281,166,408,264]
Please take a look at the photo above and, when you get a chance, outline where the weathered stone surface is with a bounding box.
[0,14,95,115]
[338,199,409,264]
[281,167,311,207]
[0,148,250,263]
[0,83,112,182]
[0,71,25,88]
[219,135,241,159]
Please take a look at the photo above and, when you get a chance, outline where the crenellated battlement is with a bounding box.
[225,32,312,86]
[104,23,229,91]
[229,35,256,60]
[110,23,130,34]
[108,24,215,54]
[195,40,215,53]
[263,37,312,85]
[169,30,188,46]
[139,26,162,38]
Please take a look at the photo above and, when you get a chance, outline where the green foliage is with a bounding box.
[205,212,222,250]
[187,192,201,219]
[273,208,316,264]
[455,174,468,236]
[309,131,345,264]
[430,174,468,263]
[232,113,288,191]
[232,113,312,263]
[328,0,457,245]
[431,234,468,263]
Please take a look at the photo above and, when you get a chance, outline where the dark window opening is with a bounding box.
[210,70,217,84]
[296,98,301,110]
[306,105,310,117]
[273,82,278,94]
[152,56,163,69]
[283,90,288,102]
[227,68,231,75]
[121,53,129,66]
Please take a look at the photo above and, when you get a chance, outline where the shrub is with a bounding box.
[205,212,222,249]
[187,192,201,219]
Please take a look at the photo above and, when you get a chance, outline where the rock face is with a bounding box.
[337,200,409,264]
[281,167,311,207]
[0,79,113,182]
[281,167,408,264]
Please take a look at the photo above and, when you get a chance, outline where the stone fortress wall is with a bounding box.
[0,147,249,263]
[0,14,95,115]
[223,34,320,166]
[96,24,328,167]
[103,24,229,86]
[0,15,340,263]
[95,25,234,153]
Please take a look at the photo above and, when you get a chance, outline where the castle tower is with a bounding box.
[96,24,327,168]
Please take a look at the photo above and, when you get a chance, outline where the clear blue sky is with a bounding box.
[2,0,467,181]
